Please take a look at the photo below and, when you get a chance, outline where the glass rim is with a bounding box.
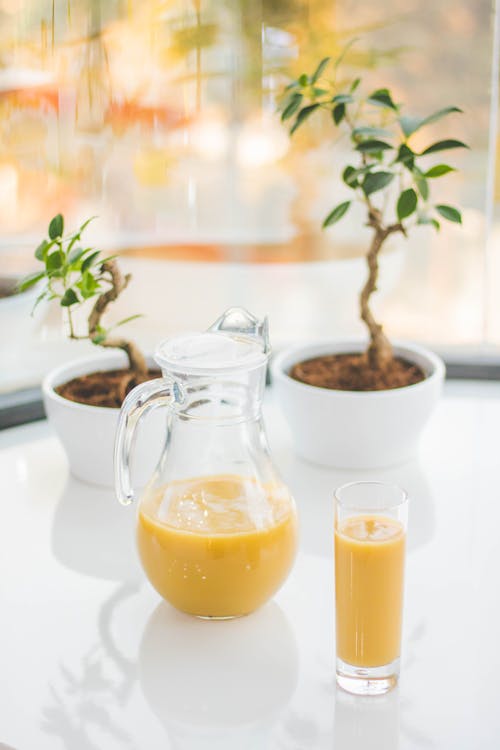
[334,480,408,511]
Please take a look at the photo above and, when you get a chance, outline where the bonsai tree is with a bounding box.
[19,214,149,404]
[278,51,467,382]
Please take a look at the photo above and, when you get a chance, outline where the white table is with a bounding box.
[0,381,499,749]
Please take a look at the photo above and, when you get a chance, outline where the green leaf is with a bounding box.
[333,37,359,71]
[68,246,85,265]
[113,314,143,328]
[80,286,98,300]
[397,188,418,221]
[92,330,107,345]
[35,239,50,261]
[77,270,99,299]
[400,106,463,138]
[80,246,98,257]
[418,215,441,231]
[362,171,395,196]
[424,164,456,178]
[31,290,47,316]
[421,139,468,156]
[91,324,106,342]
[311,57,330,83]
[331,93,353,104]
[350,77,361,92]
[356,139,393,154]
[332,103,345,125]
[422,106,463,129]
[312,87,328,97]
[415,174,429,200]
[342,165,359,187]
[395,143,415,168]
[298,73,309,86]
[79,216,97,233]
[48,214,64,240]
[281,93,303,121]
[352,126,390,138]
[399,115,423,138]
[322,201,351,228]
[66,232,81,254]
[99,254,119,264]
[435,204,462,223]
[60,288,79,307]
[342,164,373,188]
[46,250,63,271]
[17,271,45,292]
[367,88,397,110]
[81,250,101,272]
[290,104,320,135]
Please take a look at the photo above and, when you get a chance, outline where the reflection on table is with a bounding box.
[139,602,299,749]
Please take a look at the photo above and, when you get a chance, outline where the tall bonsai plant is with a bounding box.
[19,214,150,405]
[278,51,467,387]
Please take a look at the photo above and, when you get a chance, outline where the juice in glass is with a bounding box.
[138,474,297,618]
[334,482,408,695]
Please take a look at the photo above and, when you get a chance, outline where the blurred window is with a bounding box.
[0,0,498,395]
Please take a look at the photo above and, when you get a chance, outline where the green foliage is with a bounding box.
[61,288,79,307]
[435,204,462,223]
[425,164,456,178]
[421,139,468,155]
[332,103,345,125]
[311,57,330,83]
[17,271,45,292]
[400,107,463,137]
[323,201,351,227]
[362,172,394,196]
[367,88,398,110]
[281,93,303,121]
[356,139,393,154]
[397,189,418,221]
[48,214,64,240]
[277,50,466,237]
[19,215,142,343]
[290,104,319,135]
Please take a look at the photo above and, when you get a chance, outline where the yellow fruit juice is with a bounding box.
[335,515,406,667]
[137,475,298,618]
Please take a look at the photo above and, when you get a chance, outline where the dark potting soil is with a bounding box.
[290,353,426,392]
[56,368,161,408]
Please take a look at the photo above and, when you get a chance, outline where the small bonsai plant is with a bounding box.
[278,50,467,390]
[19,214,152,406]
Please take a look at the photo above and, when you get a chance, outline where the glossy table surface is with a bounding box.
[0,380,499,750]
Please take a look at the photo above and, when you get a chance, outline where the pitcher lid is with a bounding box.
[154,331,268,374]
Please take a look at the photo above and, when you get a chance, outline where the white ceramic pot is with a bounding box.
[43,352,166,487]
[272,340,445,469]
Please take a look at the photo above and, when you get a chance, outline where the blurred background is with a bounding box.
[0,0,498,391]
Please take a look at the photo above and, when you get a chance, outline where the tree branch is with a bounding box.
[360,204,406,369]
[88,261,147,375]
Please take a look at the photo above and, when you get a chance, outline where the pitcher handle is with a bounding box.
[114,378,172,506]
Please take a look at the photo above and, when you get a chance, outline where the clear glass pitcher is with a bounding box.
[114,308,298,618]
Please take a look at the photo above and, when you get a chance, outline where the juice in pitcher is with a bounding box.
[114,309,298,619]
[138,475,298,618]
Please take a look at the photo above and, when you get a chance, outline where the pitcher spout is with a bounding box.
[208,307,270,354]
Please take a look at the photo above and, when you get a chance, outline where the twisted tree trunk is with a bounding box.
[360,208,405,370]
[88,260,147,376]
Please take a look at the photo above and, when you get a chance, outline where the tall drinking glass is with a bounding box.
[334,481,408,696]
